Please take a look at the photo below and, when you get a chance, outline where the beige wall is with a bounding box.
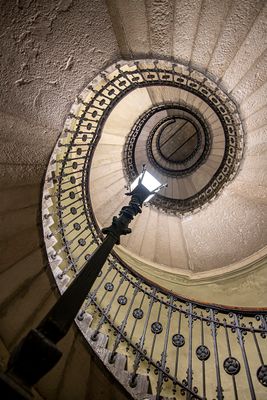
[116,245,267,307]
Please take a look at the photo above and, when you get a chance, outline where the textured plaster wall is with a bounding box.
[116,246,267,307]
[0,2,124,399]
[107,0,266,77]
[0,0,119,186]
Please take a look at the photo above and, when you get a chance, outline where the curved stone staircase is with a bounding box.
[0,1,266,399]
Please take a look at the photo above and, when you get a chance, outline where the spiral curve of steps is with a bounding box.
[0,1,267,400]
[90,59,266,277]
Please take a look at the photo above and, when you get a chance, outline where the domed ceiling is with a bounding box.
[89,59,267,276]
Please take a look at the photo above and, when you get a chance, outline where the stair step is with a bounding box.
[103,349,127,374]
[86,327,109,350]
[120,370,150,399]
[75,312,93,333]
[77,320,152,399]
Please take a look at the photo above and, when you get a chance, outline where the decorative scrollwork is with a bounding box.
[104,282,114,292]
[196,345,210,361]
[133,308,144,319]
[151,322,163,334]
[257,365,267,387]
[74,223,81,230]
[118,295,127,305]
[172,333,185,347]
[223,357,241,375]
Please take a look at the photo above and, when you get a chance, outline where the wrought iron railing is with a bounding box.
[79,271,267,399]
[42,60,266,399]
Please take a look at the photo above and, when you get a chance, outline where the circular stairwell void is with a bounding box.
[127,104,211,173]
[156,116,200,164]
[41,59,267,398]
[120,69,243,214]
[88,60,266,277]
[42,59,267,282]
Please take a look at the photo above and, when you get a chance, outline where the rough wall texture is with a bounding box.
[0,0,119,128]
[0,0,119,187]
[0,1,123,399]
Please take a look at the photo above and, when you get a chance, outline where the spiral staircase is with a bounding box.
[0,1,267,399]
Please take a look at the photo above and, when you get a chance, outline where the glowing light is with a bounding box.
[130,170,162,202]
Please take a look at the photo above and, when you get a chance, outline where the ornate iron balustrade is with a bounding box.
[42,60,266,399]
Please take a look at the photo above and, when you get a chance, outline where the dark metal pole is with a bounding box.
[0,185,151,399]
